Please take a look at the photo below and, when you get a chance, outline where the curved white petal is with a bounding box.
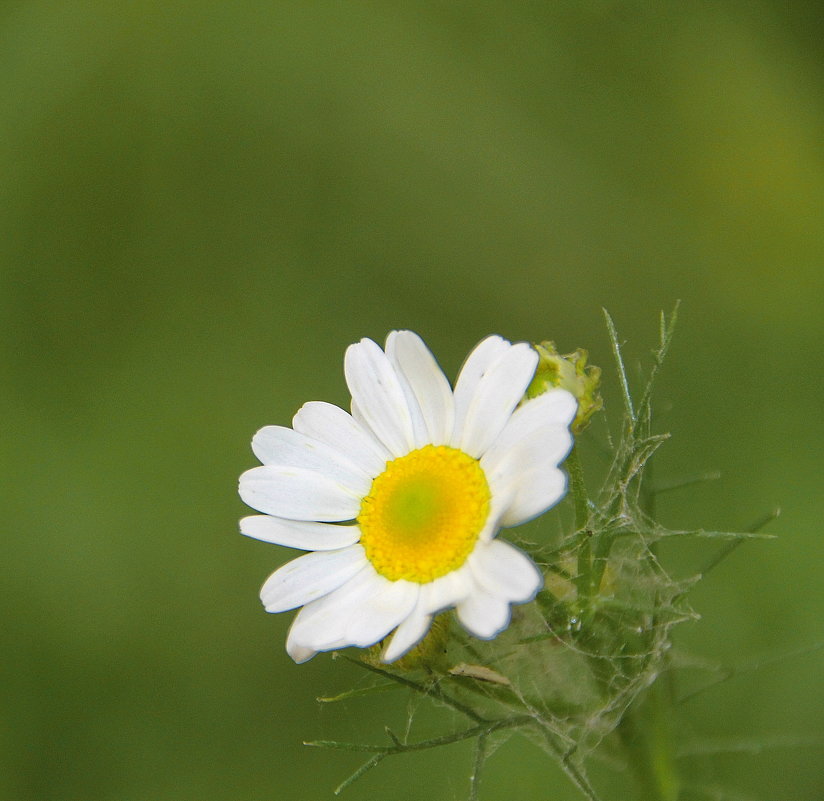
[476,480,512,543]
[251,426,372,495]
[292,401,388,477]
[350,399,376,447]
[421,567,473,614]
[499,468,567,528]
[533,387,578,427]
[481,415,572,527]
[382,600,432,663]
[240,516,361,551]
[481,390,576,478]
[456,343,539,457]
[456,587,511,639]
[468,540,543,603]
[238,465,360,521]
[451,335,511,446]
[344,338,415,456]
[286,601,349,662]
[259,545,368,613]
[345,580,419,647]
[285,640,317,664]
[286,567,386,652]
[382,332,429,449]
[385,330,455,446]
[483,424,572,491]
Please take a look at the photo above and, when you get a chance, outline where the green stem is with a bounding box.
[308,715,532,754]
[616,429,681,800]
[566,444,589,532]
[567,446,595,615]
[618,664,681,801]
[343,656,487,722]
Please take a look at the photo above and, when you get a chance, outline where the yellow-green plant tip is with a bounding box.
[527,341,604,433]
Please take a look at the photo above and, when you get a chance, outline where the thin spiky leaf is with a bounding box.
[468,733,487,801]
[677,733,824,757]
[678,639,824,704]
[333,753,386,795]
[650,470,722,495]
[343,656,487,723]
[317,682,400,703]
[603,308,635,425]
[635,301,680,429]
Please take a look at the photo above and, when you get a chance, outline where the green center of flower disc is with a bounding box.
[357,444,491,583]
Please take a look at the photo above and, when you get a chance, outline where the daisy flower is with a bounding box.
[239,332,576,663]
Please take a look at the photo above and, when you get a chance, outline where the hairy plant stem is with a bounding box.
[568,445,594,618]
[567,445,590,533]
[617,445,681,801]
[617,671,680,801]
[568,414,682,800]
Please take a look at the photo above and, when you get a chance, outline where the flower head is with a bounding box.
[239,332,576,663]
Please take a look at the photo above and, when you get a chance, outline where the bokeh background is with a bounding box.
[2,2,823,799]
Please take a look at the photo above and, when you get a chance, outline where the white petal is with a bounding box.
[484,424,572,489]
[468,540,543,603]
[481,391,576,478]
[344,338,415,456]
[382,333,429,449]
[286,640,317,664]
[385,331,455,446]
[350,400,375,445]
[481,411,572,528]
[239,465,360,521]
[345,580,419,647]
[451,335,511,446]
[240,516,360,551]
[251,426,372,495]
[475,481,512,543]
[259,545,368,612]
[499,468,567,528]
[382,602,432,663]
[456,343,539,457]
[292,401,388,477]
[532,387,578,427]
[286,603,350,662]
[420,568,473,614]
[456,587,511,639]
[287,567,386,651]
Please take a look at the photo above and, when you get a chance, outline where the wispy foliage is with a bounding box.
[310,307,779,800]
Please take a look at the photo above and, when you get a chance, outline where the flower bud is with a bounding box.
[527,342,603,433]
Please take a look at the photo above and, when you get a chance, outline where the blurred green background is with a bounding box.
[2,1,823,799]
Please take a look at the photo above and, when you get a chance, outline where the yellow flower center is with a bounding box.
[358,445,491,583]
